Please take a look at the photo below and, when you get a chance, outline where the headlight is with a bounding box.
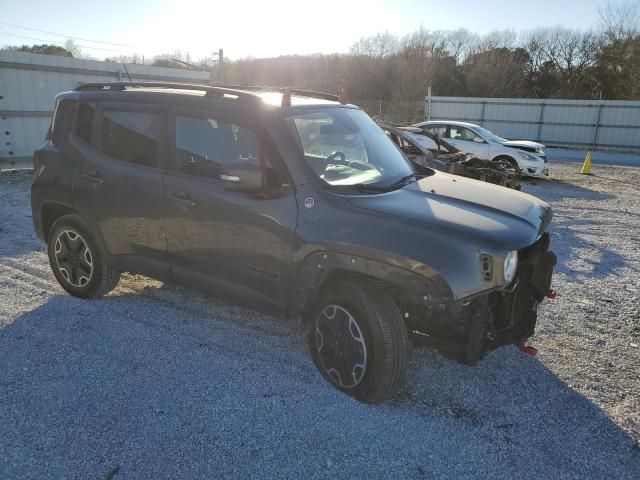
[503,250,518,284]
[517,151,537,161]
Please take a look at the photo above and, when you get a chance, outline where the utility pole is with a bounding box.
[208,49,224,85]
[218,48,224,84]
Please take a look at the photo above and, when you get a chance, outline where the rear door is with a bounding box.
[73,100,169,280]
[162,104,298,314]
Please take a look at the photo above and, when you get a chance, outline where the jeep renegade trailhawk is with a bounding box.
[32,82,556,402]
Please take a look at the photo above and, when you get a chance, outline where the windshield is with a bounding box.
[287,108,414,189]
[474,126,507,143]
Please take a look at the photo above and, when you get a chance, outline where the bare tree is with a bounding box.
[525,27,601,97]
[350,32,399,57]
[596,0,640,98]
[444,28,480,64]
[598,0,640,41]
[64,39,83,58]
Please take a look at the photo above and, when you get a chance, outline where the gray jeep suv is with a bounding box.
[31,82,556,402]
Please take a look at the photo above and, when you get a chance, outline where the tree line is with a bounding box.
[222,2,639,102]
[4,1,638,103]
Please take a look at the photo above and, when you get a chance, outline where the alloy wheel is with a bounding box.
[315,304,368,388]
[54,229,94,288]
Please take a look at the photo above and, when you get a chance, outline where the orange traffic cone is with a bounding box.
[580,148,592,175]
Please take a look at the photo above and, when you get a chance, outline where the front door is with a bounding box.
[73,100,169,280]
[444,125,490,159]
[162,105,298,314]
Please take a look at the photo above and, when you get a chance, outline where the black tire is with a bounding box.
[493,155,519,171]
[47,214,120,298]
[308,280,409,403]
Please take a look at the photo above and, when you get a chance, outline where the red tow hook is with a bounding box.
[517,341,538,356]
[547,289,557,299]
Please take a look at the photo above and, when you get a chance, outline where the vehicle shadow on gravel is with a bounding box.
[522,177,615,202]
[521,178,634,277]
[2,293,639,479]
[550,220,636,278]
[397,347,640,475]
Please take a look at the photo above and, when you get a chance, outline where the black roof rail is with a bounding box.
[221,85,340,102]
[74,82,262,103]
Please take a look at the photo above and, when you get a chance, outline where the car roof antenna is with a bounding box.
[122,63,133,82]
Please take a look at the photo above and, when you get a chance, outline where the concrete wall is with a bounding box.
[0,51,210,165]
[426,96,640,153]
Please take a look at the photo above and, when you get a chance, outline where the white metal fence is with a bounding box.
[0,51,210,166]
[426,96,640,153]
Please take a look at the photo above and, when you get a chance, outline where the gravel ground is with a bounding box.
[0,164,639,479]
[547,148,640,167]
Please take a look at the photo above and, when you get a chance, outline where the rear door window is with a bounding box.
[101,108,162,167]
[174,114,260,179]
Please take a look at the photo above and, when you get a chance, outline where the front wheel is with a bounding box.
[492,155,519,172]
[308,281,409,403]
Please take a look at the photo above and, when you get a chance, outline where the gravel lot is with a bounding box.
[1,164,639,479]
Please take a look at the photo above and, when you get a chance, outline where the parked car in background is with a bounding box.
[413,120,548,176]
[31,83,556,403]
[380,123,521,189]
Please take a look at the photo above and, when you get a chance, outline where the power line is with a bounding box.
[0,31,137,55]
[0,21,136,47]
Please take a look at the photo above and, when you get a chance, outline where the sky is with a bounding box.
[0,0,609,61]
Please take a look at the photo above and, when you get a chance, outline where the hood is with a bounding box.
[347,171,552,250]
[502,140,545,150]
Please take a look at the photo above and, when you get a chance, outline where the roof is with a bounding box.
[72,82,344,108]
[413,120,482,129]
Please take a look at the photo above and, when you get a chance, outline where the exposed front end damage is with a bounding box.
[407,233,557,363]
[379,123,522,190]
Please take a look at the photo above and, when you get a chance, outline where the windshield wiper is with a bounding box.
[381,173,418,191]
[327,173,418,194]
[328,183,389,193]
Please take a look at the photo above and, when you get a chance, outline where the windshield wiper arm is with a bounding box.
[382,173,418,191]
[327,183,389,193]
[327,174,418,194]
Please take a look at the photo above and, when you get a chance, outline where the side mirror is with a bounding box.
[220,161,264,192]
[473,137,486,144]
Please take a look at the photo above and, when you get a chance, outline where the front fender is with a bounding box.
[289,250,455,317]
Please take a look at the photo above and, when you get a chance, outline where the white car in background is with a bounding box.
[412,120,548,176]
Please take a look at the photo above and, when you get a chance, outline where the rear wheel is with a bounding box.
[47,214,120,298]
[308,281,409,403]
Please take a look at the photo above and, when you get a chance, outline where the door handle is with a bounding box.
[170,192,197,208]
[80,171,104,185]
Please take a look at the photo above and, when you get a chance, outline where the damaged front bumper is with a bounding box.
[411,233,557,363]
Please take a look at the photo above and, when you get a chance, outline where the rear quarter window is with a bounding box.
[50,99,75,145]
